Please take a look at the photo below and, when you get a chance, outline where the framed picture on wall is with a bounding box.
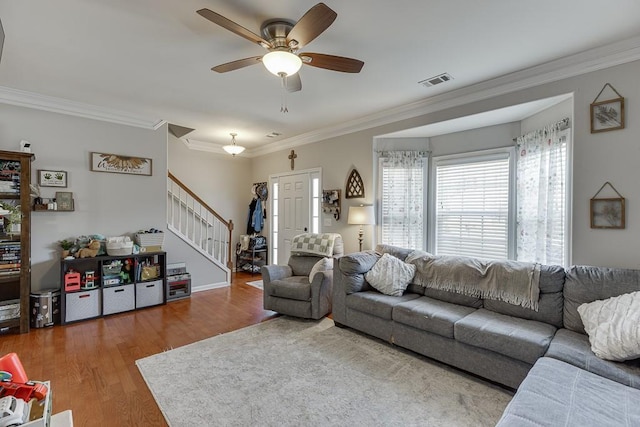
[590,198,625,229]
[38,170,67,187]
[90,152,152,176]
[590,83,625,133]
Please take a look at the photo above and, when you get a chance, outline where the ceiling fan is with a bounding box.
[197,3,364,94]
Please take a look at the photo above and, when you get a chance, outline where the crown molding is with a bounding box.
[0,85,165,129]
[251,34,640,157]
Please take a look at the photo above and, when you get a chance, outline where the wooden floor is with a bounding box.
[0,272,276,426]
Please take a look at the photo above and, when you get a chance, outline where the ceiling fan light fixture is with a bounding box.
[262,51,302,76]
[223,133,245,156]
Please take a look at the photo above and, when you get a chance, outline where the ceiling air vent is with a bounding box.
[419,73,454,88]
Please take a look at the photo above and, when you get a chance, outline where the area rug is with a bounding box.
[136,317,512,426]
[245,279,263,289]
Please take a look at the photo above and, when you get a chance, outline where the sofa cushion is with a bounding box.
[266,277,311,301]
[338,252,379,294]
[483,292,563,328]
[546,328,640,389]
[497,357,640,427]
[289,255,324,277]
[454,308,557,364]
[393,297,476,338]
[423,288,483,308]
[365,253,416,296]
[564,265,640,334]
[345,291,420,320]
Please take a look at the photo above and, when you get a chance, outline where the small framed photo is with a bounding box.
[590,197,625,229]
[590,97,625,133]
[38,170,68,187]
[55,191,74,211]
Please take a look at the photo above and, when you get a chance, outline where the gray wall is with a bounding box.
[0,103,167,291]
[251,59,640,269]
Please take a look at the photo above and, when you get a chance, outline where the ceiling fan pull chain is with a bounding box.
[280,74,289,113]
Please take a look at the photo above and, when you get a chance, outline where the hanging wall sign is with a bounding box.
[90,152,152,176]
[346,169,364,199]
[590,181,625,229]
[590,83,625,133]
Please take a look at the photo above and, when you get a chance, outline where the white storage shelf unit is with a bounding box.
[60,252,166,324]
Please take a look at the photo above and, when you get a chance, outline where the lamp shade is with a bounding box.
[262,51,302,76]
[222,144,245,156]
[348,205,375,225]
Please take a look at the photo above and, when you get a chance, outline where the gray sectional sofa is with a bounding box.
[332,244,640,426]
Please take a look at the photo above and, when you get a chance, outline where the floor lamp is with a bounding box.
[347,205,375,252]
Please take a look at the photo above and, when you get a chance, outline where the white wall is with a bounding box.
[521,98,573,134]
[252,59,640,269]
[0,103,167,291]
[167,135,252,288]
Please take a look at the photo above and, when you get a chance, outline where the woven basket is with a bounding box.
[135,233,164,247]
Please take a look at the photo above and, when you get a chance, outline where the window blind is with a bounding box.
[435,155,510,259]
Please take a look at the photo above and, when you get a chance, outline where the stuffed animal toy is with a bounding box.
[77,239,101,258]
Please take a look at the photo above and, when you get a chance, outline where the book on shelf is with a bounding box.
[0,262,20,269]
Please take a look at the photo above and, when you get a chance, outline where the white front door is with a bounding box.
[278,172,310,264]
[270,168,321,265]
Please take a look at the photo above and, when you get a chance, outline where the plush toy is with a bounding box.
[77,240,101,258]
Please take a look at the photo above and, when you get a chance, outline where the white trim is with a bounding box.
[0,85,165,129]
[191,282,229,293]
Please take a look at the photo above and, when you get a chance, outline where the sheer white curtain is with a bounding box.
[379,151,426,249]
[516,118,569,265]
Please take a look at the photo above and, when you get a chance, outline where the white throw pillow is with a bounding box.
[577,291,640,361]
[365,253,416,296]
[309,257,333,283]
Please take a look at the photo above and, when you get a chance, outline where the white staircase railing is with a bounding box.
[167,172,234,279]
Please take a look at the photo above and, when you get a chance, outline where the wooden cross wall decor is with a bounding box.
[288,149,297,170]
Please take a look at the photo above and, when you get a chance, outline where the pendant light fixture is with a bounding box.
[223,133,245,156]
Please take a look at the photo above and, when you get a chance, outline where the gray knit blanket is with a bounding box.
[407,251,541,311]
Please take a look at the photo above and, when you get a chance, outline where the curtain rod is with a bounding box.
[513,117,570,142]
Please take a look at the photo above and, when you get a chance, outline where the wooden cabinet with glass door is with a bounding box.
[0,150,33,335]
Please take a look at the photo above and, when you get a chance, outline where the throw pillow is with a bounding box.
[577,291,640,361]
[365,253,416,296]
[309,257,333,283]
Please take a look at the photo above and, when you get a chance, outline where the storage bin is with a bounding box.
[136,279,164,308]
[103,284,134,315]
[135,232,164,248]
[106,236,133,256]
[65,289,100,322]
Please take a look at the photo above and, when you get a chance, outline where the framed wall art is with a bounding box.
[590,83,625,133]
[90,152,152,176]
[590,182,625,229]
[38,169,67,187]
[55,191,74,211]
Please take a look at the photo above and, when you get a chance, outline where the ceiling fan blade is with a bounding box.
[286,3,337,49]
[197,8,272,48]
[300,53,364,73]
[212,56,263,73]
[285,73,302,93]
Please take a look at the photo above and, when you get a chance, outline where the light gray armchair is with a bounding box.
[261,235,343,319]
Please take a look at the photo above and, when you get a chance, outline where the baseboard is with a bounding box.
[191,282,229,293]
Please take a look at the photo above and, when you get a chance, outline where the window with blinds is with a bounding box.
[379,155,426,249]
[433,151,512,260]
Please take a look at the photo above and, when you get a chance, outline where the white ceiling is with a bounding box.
[1,1,640,152]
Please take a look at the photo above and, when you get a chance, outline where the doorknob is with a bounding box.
[304,227,308,232]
